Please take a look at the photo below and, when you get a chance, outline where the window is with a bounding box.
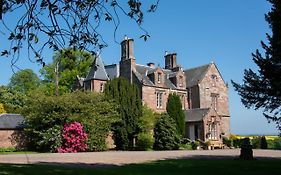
[156,92,163,108]
[211,93,219,111]
[208,122,217,140]
[100,83,104,92]
[157,73,161,83]
[211,74,217,87]
[179,76,183,87]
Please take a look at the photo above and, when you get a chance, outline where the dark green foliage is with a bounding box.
[261,136,268,149]
[111,121,129,150]
[166,93,185,136]
[232,138,242,148]
[251,136,268,149]
[136,132,154,151]
[223,137,232,147]
[22,90,119,152]
[105,77,142,150]
[232,0,281,131]
[153,114,180,150]
[272,137,281,149]
[251,137,262,149]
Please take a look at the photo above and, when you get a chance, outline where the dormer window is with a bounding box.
[157,73,161,83]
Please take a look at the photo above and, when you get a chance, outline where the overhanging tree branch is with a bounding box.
[0,0,159,70]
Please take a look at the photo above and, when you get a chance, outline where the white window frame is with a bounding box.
[156,92,163,109]
[208,123,217,140]
[157,73,161,83]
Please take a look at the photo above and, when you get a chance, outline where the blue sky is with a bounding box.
[0,0,278,135]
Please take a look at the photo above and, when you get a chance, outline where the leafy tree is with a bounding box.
[138,104,157,133]
[0,86,25,113]
[0,0,159,67]
[22,90,119,152]
[136,105,157,150]
[166,93,185,136]
[40,48,94,94]
[0,103,6,114]
[153,113,180,150]
[232,0,281,131]
[105,77,142,150]
[8,69,40,94]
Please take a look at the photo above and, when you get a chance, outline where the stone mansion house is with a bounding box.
[78,37,230,147]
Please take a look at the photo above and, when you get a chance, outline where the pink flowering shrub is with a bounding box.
[57,122,88,153]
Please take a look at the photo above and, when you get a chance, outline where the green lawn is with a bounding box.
[0,159,281,175]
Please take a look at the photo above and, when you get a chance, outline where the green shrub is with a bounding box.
[191,141,199,150]
[0,147,17,152]
[136,132,154,151]
[153,114,180,150]
[232,138,241,148]
[272,137,281,150]
[223,137,232,147]
[260,136,268,149]
[22,90,120,152]
[179,143,193,150]
[251,137,261,149]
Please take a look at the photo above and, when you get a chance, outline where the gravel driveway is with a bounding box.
[1,149,281,167]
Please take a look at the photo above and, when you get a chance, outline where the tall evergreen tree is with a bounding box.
[232,0,281,132]
[105,77,142,150]
[166,93,185,136]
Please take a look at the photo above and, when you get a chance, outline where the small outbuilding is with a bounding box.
[0,114,25,148]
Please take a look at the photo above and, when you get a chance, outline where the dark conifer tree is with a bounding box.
[105,77,142,150]
[232,0,281,131]
[166,93,185,136]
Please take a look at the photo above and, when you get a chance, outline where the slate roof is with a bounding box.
[184,64,210,87]
[105,64,120,79]
[0,114,25,129]
[85,56,109,81]
[134,64,177,89]
[185,108,210,122]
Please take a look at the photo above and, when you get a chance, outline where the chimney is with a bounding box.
[147,62,155,68]
[165,53,177,69]
[121,36,135,61]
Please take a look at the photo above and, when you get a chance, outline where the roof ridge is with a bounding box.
[184,63,211,72]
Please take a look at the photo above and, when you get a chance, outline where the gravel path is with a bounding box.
[0,149,281,167]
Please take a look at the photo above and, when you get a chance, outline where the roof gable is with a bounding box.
[184,64,210,87]
[85,56,109,81]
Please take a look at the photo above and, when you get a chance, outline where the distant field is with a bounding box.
[236,135,279,140]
